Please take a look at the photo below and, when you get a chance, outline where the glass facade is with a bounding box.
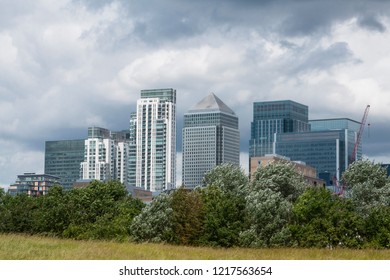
[44,139,85,189]
[275,130,347,184]
[182,93,240,188]
[249,100,310,157]
[274,118,361,184]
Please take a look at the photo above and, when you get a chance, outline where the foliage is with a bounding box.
[130,193,175,243]
[248,161,308,202]
[171,188,204,245]
[239,188,292,247]
[0,193,37,233]
[363,205,390,248]
[0,181,144,241]
[342,160,390,215]
[290,187,364,248]
[239,162,309,248]
[199,185,246,247]
[202,163,248,195]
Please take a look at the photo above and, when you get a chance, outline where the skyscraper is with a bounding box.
[131,88,176,191]
[249,100,310,158]
[80,127,128,183]
[44,139,85,189]
[182,93,240,188]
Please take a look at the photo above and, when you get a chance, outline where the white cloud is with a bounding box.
[1,0,390,187]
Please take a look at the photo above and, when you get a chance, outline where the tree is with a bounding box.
[0,193,37,233]
[202,163,248,195]
[248,161,308,202]
[171,188,204,245]
[130,193,175,243]
[200,185,246,247]
[342,160,390,215]
[239,162,309,247]
[240,188,292,247]
[290,187,364,248]
[363,205,390,248]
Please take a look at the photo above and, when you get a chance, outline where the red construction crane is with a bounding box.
[350,105,370,164]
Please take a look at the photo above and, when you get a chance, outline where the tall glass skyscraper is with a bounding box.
[182,93,240,188]
[44,139,85,189]
[131,88,176,191]
[249,100,310,158]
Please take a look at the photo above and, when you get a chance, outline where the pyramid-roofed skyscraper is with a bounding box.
[182,93,240,188]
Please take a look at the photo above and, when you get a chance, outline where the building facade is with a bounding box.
[131,88,176,191]
[80,127,128,183]
[44,139,85,189]
[9,173,60,196]
[249,100,310,158]
[274,118,361,184]
[182,93,240,188]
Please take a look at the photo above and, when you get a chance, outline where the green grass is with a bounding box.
[0,234,389,260]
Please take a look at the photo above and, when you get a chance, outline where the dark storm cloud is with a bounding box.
[73,0,390,48]
[292,42,360,74]
[357,14,387,32]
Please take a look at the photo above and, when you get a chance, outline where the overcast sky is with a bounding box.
[1,0,390,187]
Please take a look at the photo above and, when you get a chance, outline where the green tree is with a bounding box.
[62,180,143,240]
[32,185,70,235]
[364,205,390,248]
[202,163,248,194]
[130,193,175,243]
[239,162,308,247]
[200,185,246,247]
[248,161,308,202]
[342,160,390,215]
[290,187,364,248]
[0,193,37,233]
[239,188,292,247]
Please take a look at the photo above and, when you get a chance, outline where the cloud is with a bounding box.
[1,0,390,187]
[357,14,387,32]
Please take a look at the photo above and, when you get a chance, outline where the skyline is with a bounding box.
[1,0,390,187]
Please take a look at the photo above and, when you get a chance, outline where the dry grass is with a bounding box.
[0,234,389,260]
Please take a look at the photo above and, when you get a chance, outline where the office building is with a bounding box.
[182,93,240,188]
[249,100,310,158]
[9,173,60,196]
[131,88,176,191]
[80,127,128,183]
[44,139,85,189]
[274,118,361,184]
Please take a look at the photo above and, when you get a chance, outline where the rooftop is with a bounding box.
[187,93,236,115]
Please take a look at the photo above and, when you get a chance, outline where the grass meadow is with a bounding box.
[0,234,389,260]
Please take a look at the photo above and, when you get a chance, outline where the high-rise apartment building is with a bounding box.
[80,127,128,183]
[130,88,176,191]
[127,112,137,187]
[182,93,240,188]
[44,139,85,189]
[249,100,310,158]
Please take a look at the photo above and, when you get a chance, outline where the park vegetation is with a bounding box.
[1,160,390,249]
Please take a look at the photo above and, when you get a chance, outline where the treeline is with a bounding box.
[1,160,390,248]
[0,181,144,240]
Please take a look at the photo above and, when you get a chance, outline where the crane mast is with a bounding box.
[350,105,370,164]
